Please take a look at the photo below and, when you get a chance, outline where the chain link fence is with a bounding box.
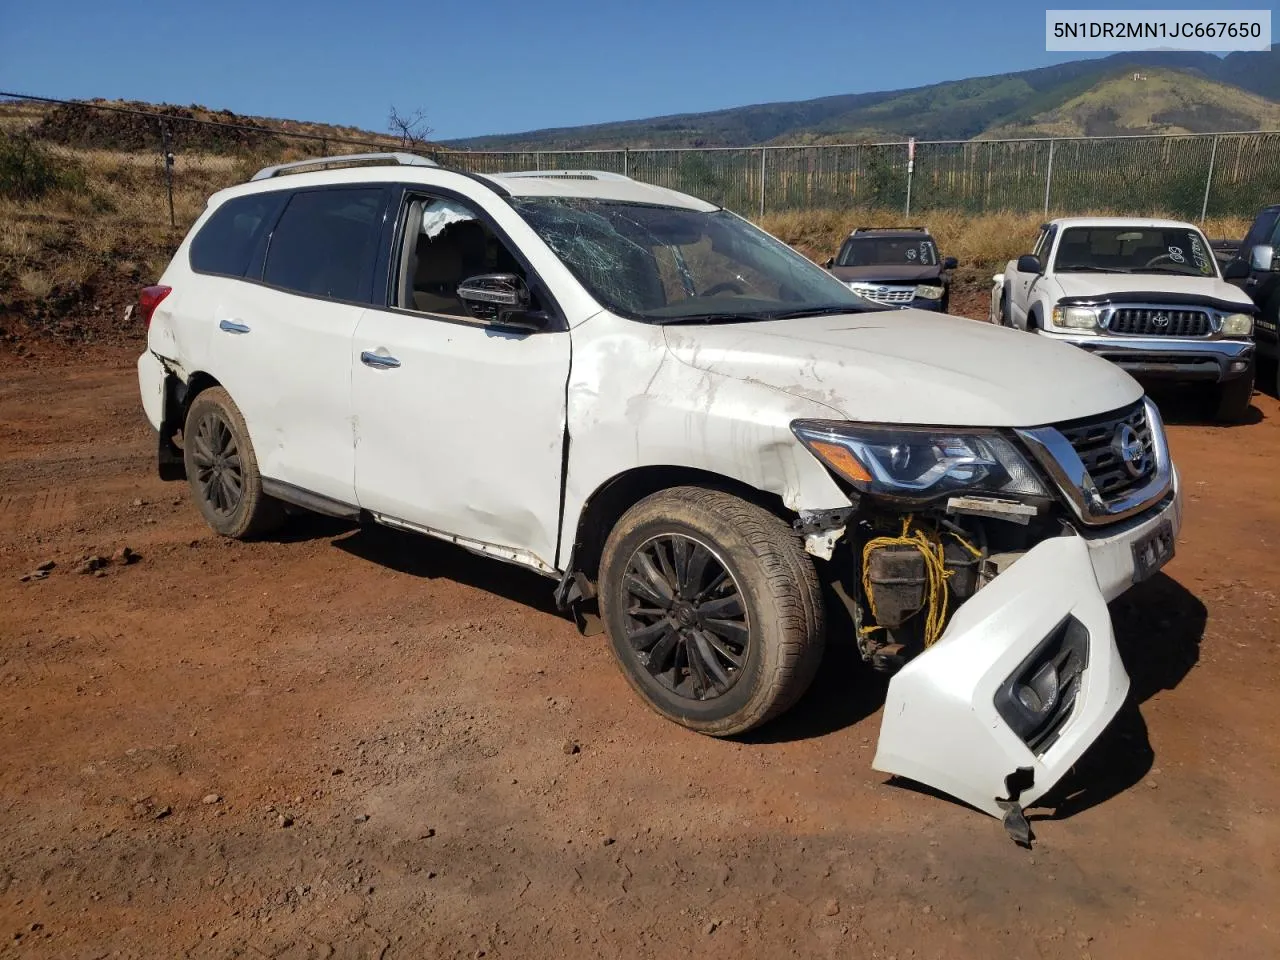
[4,92,1279,232]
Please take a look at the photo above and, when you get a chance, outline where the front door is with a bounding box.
[351,193,571,572]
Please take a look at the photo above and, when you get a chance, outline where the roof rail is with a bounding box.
[851,225,929,234]
[250,152,439,181]
[494,169,634,182]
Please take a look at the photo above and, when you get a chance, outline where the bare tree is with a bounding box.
[388,107,433,150]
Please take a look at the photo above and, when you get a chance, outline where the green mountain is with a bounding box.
[446,47,1279,149]
[982,67,1280,138]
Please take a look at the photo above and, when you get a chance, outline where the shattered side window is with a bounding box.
[511,198,869,322]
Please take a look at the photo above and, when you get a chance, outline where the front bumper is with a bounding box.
[872,487,1180,819]
[1079,474,1181,602]
[1035,329,1255,383]
[874,535,1130,818]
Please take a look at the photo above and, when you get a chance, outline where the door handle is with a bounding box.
[218,319,251,334]
[360,351,401,369]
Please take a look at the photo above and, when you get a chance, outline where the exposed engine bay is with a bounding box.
[802,498,1068,673]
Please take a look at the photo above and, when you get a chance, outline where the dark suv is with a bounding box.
[825,227,957,312]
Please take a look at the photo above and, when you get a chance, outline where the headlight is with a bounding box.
[791,420,1049,503]
[1051,305,1099,330]
[1221,312,1253,336]
[915,284,944,300]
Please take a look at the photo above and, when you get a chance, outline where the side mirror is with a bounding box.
[1016,254,1042,275]
[1223,258,1249,280]
[1250,244,1276,272]
[824,257,835,269]
[942,256,958,270]
[456,273,545,331]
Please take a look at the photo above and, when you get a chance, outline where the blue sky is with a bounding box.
[0,0,1245,140]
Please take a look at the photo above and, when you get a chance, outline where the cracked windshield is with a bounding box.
[512,198,877,322]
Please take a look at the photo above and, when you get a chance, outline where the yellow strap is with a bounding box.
[859,516,964,648]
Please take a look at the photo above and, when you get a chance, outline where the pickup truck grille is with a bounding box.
[1107,307,1211,337]
[1058,401,1156,500]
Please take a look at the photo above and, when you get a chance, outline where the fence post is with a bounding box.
[159,119,176,228]
[623,147,630,178]
[904,138,915,219]
[1043,139,1055,217]
[758,147,767,217]
[1200,135,1220,223]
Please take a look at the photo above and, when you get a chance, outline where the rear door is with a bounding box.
[206,185,391,505]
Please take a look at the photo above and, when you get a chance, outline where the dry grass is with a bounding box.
[0,131,1262,346]
[757,208,1254,273]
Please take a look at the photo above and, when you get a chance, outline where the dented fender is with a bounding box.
[557,312,852,568]
[873,535,1129,818]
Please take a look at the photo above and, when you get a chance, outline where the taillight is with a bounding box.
[138,285,172,329]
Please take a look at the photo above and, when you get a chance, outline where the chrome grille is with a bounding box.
[849,284,915,305]
[1057,401,1155,501]
[1107,307,1211,337]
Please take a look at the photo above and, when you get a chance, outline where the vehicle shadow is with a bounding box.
[739,587,889,745]
[1030,571,1206,821]
[1148,385,1265,426]
[327,521,563,617]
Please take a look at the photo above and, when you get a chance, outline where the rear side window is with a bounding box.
[263,188,386,303]
[189,193,285,278]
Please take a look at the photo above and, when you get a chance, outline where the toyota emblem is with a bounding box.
[1112,423,1149,479]
[1152,312,1170,327]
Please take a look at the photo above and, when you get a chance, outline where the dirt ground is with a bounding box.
[1,330,1278,959]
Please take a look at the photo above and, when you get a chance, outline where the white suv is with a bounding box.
[138,153,1181,829]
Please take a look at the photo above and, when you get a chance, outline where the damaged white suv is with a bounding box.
[138,154,1181,826]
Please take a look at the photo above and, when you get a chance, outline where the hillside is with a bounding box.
[0,97,406,153]
[447,47,1280,149]
[981,68,1280,138]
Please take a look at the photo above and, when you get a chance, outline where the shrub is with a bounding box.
[0,135,87,200]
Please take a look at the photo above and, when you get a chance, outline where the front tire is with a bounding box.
[1213,372,1255,423]
[598,487,825,737]
[183,387,285,539]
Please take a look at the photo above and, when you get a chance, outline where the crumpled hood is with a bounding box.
[1052,273,1256,308]
[662,310,1142,428]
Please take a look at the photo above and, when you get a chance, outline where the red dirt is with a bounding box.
[1,344,1278,959]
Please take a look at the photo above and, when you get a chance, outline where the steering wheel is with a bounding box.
[697,281,746,298]
[1143,253,1180,267]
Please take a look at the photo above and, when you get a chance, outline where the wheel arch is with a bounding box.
[1027,302,1044,331]
[158,369,224,481]
[562,465,792,585]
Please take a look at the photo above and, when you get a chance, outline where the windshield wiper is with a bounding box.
[762,305,862,320]
[1054,266,1133,274]
[1130,265,1202,275]
[658,314,766,325]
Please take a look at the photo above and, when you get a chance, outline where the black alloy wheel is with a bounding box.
[190,409,243,516]
[620,533,750,702]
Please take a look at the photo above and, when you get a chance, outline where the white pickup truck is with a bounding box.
[991,217,1257,421]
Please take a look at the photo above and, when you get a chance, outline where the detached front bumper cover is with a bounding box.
[873,535,1129,820]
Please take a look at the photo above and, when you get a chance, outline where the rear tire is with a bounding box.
[1213,372,1255,423]
[598,487,825,737]
[183,387,285,539]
